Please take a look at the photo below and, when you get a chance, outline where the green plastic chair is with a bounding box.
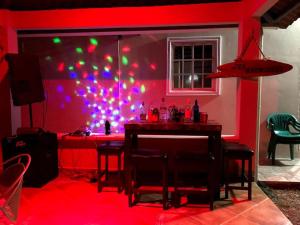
[267,112,300,165]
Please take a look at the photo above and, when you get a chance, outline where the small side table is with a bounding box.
[97,141,124,193]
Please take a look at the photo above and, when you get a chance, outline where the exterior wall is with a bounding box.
[19,28,238,135]
[259,18,300,164]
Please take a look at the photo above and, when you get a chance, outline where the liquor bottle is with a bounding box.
[184,100,192,121]
[159,98,168,121]
[140,102,146,120]
[105,120,111,135]
[192,100,200,122]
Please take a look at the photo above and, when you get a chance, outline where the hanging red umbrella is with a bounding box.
[208,58,293,78]
[208,33,293,79]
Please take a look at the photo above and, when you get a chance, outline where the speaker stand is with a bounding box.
[29,103,33,128]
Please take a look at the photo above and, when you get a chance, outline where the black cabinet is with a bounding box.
[2,132,59,187]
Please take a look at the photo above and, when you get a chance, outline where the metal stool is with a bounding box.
[97,140,124,193]
[223,142,254,200]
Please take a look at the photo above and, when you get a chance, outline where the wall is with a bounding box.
[259,18,300,164]
[19,28,238,135]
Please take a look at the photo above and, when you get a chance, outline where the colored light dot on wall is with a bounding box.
[76,80,80,85]
[90,38,98,46]
[70,72,77,79]
[113,110,119,115]
[76,47,83,54]
[104,66,110,72]
[141,85,146,93]
[68,66,74,71]
[114,76,119,82]
[122,56,128,65]
[58,62,65,72]
[92,65,98,70]
[106,55,113,63]
[122,46,131,52]
[130,105,135,111]
[45,56,52,61]
[128,96,132,101]
[88,45,96,53]
[53,37,61,44]
[150,63,157,70]
[79,60,85,65]
[129,77,135,84]
[122,83,127,89]
[132,62,139,68]
[111,121,118,127]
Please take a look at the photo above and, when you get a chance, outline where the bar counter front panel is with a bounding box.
[124,120,223,199]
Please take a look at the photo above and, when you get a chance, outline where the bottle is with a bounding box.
[184,100,192,121]
[105,120,111,135]
[192,100,200,122]
[140,102,146,120]
[159,98,168,121]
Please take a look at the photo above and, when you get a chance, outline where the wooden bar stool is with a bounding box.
[128,149,169,210]
[223,142,254,200]
[97,140,124,193]
[173,151,215,210]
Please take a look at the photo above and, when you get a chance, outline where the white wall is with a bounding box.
[259,19,300,164]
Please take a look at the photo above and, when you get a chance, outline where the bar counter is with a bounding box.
[124,120,223,198]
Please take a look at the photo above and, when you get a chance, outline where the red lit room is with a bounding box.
[1,0,300,224]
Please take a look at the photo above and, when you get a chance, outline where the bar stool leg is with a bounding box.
[225,157,229,199]
[105,153,109,181]
[162,156,168,210]
[118,152,122,193]
[128,164,133,207]
[241,159,245,187]
[98,153,103,192]
[248,157,252,200]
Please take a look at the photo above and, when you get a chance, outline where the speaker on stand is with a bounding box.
[3,54,58,187]
[6,53,45,127]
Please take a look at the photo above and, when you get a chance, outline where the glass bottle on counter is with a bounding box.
[140,102,146,120]
[184,99,192,121]
[159,97,168,121]
[192,99,200,122]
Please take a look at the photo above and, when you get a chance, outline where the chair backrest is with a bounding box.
[0,154,31,222]
[267,112,297,131]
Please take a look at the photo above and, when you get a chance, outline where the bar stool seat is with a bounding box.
[223,142,254,200]
[97,140,124,193]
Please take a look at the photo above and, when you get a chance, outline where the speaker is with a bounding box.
[6,54,45,106]
[2,132,59,187]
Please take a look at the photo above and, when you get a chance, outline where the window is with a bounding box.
[167,37,220,95]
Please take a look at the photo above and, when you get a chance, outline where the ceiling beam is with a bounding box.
[243,0,279,17]
[10,3,242,30]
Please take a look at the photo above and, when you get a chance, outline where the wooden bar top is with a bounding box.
[124,120,222,135]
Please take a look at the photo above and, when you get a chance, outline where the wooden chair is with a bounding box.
[0,154,31,223]
[267,112,300,165]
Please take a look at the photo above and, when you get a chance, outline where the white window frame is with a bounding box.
[167,36,221,96]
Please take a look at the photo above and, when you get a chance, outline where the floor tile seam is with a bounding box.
[219,197,269,225]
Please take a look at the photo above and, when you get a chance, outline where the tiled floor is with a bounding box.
[258,156,300,183]
[1,171,292,225]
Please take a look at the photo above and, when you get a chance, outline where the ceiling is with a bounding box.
[0,0,299,29]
